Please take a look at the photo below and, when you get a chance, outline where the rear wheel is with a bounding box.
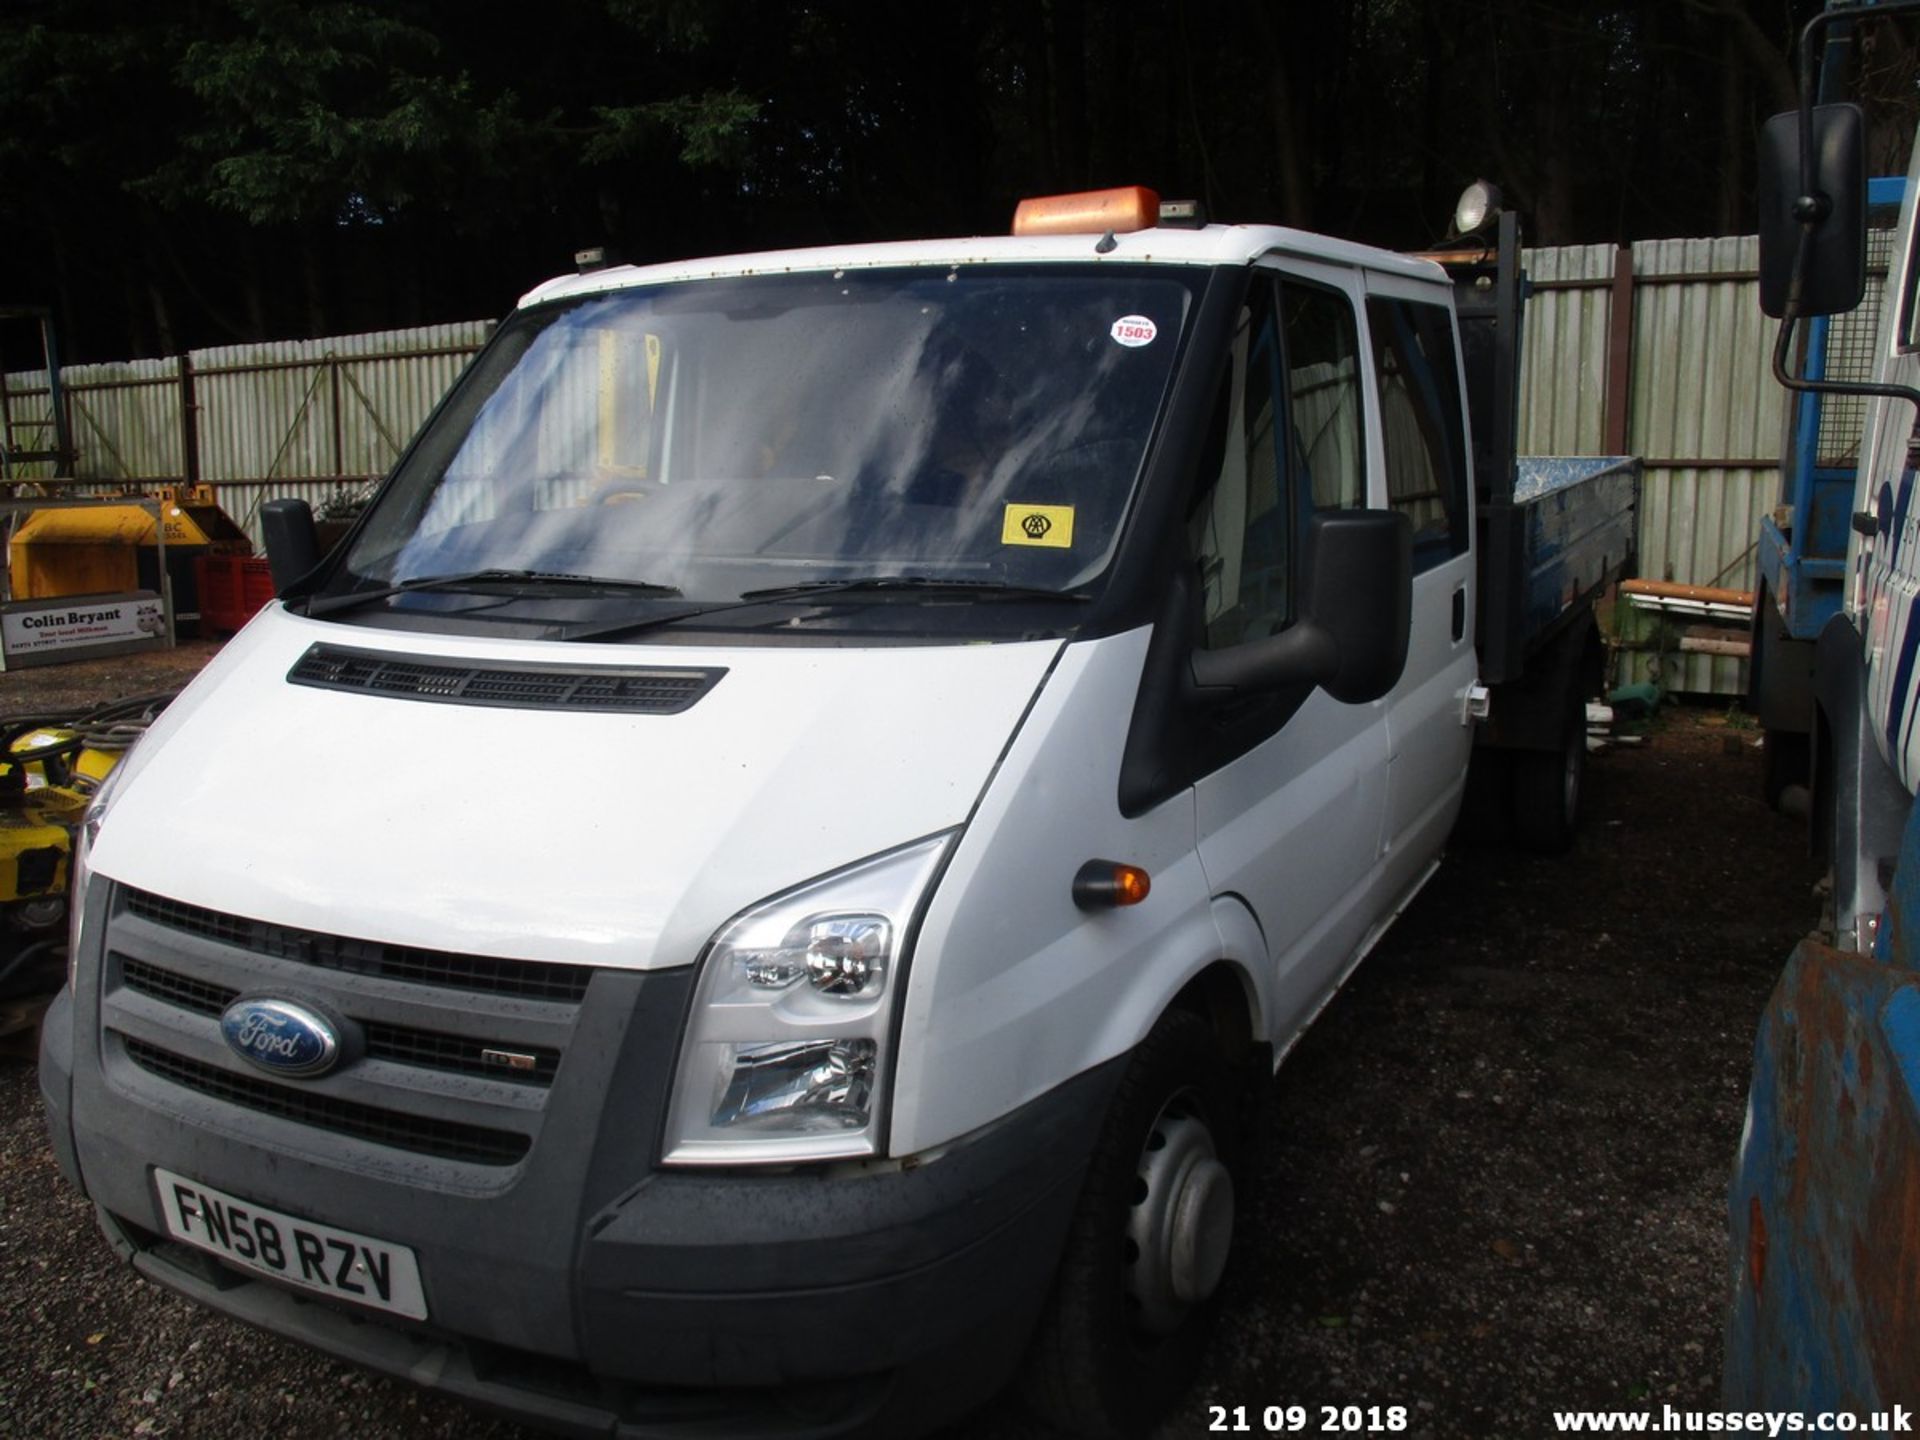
[1022,1008,1244,1439]
[1750,584,1813,810]
[1512,699,1584,855]
[1761,729,1810,812]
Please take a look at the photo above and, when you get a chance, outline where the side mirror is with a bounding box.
[1758,104,1867,319]
[1189,509,1412,704]
[261,498,321,594]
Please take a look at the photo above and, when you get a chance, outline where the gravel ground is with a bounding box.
[0,645,1815,1440]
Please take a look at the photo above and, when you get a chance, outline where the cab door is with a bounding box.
[1361,278,1478,876]
[1190,259,1390,1043]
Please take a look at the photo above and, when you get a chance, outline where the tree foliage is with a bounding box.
[148,1,523,225]
[0,0,1883,363]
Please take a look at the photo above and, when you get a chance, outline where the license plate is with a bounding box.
[153,1168,428,1320]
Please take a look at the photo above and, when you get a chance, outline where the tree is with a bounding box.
[0,0,1838,364]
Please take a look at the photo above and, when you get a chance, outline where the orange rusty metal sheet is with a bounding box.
[1724,936,1920,1411]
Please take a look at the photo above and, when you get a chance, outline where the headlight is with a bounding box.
[67,756,130,988]
[662,833,952,1165]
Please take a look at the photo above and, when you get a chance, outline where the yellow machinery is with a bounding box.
[7,484,251,631]
[0,693,174,1013]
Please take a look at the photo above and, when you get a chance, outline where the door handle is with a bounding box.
[1451,585,1467,642]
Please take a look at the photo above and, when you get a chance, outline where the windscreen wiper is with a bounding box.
[738,576,1088,603]
[558,576,1089,644]
[302,570,682,618]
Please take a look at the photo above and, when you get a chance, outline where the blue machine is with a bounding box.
[1726,0,1920,1418]
[1748,0,1909,805]
[1755,173,1908,649]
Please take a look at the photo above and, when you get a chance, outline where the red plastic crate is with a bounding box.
[197,554,275,635]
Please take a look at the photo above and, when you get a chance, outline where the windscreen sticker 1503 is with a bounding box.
[1109,315,1157,347]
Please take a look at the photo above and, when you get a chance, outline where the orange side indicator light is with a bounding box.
[1073,859,1152,910]
[1013,185,1161,238]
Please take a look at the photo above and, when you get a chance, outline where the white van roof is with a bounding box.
[519,224,1450,310]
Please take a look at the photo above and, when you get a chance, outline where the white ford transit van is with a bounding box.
[43,186,1621,1438]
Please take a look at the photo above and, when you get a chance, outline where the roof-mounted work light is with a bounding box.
[1452,180,1503,240]
[1013,185,1161,237]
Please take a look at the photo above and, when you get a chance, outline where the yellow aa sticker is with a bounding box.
[1001,503,1075,549]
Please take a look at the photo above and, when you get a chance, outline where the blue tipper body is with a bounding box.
[1723,794,1920,1414]
[1512,457,1639,644]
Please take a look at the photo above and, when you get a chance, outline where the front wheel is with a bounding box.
[1022,1008,1245,1439]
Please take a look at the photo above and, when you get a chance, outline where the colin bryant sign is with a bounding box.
[1,592,167,669]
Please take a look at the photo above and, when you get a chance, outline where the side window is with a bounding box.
[1281,282,1365,513]
[1192,280,1285,649]
[1192,274,1366,650]
[1367,297,1469,571]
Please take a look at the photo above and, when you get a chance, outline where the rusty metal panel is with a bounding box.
[1724,935,1920,1415]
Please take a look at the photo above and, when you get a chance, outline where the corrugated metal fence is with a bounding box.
[4,245,1808,692]
[1,320,494,542]
[1522,236,1786,694]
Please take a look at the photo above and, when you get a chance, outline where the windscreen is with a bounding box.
[338,265,1197,605]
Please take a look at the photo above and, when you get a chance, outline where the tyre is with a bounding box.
[1022,1007,1244,1439]
[1749,584,1813,809]
[1760,728,1809,812]
[1512,700,1584,855]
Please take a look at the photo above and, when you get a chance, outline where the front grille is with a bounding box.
[288,643,725,716]
[124,889,593,1003]
[119,956,561,1085]
[362,1023,559,1084]
[122,1036,531,1166]
[120,956,231,1016]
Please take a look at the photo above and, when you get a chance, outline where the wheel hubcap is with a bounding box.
[1125,1100,1235,1335]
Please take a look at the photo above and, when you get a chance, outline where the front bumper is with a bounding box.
[39,884,1119,1437]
